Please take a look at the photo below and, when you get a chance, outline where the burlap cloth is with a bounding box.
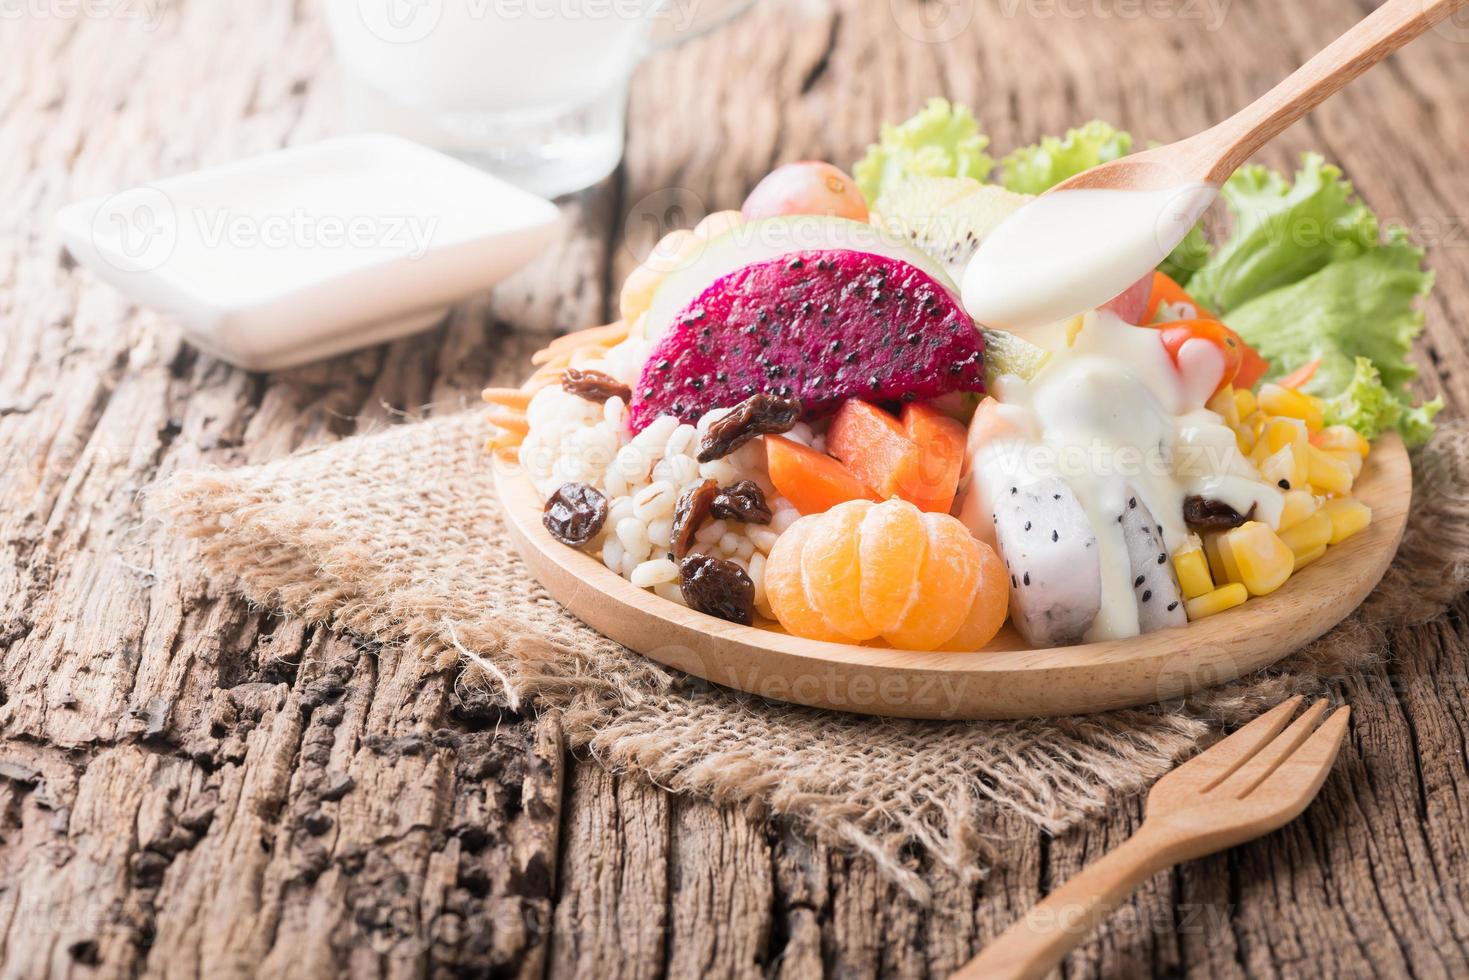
[156,411,1469,900]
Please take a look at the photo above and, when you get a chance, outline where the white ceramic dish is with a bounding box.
[56,134,561,371]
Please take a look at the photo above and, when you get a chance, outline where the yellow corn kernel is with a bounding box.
[1244,410,1269,437]
[1321,497,1372,544]
[1260,383,1324,431]
[1185,583,1250,620]
[1258,444,1309,493]
[1312,424,1370,458]
[1262,416,1310,455]
[1235,424,1257,455]
[1173,544,1215,599]
[1293,543,1328,570]
[1218,521,1295,596]
[1330,449,1363,481]
[1278,510,1333,558]
[1202,532,1239,585]
[1307,444,1354,495]
[1207,385,1240,427]
[1249,437,1269,468]
[1277,489,1319,531]
[1064,315,1085,346]
[1234,387,1258,419]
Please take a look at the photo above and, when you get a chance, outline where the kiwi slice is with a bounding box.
[982,328,1051,386]
[873,177,1033,278]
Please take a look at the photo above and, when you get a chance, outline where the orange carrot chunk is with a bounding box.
[898,402,967,513]
[766,435,879,515]
[826,400,921,500]
[1144,270,1215,323]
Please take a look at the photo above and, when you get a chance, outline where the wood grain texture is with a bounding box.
[1064,0,1469,187]
[956,697,1352,979]
[1,0,1468,977]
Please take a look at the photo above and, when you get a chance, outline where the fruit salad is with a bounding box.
[486,101,1439,652]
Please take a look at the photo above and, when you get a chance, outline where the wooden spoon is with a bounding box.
[1059,0,1466,194]
[962,0,1467,329]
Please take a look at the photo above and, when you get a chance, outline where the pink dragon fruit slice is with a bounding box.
[628,249,986,431]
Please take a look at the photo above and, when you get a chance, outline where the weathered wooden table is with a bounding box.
[3,1,1468,976]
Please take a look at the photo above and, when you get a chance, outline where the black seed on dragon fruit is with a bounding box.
[1118,490,1187,634]
[628,249,986,430]
[989,476,1102,647]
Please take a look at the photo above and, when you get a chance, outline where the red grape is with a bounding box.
[741,162,869,222]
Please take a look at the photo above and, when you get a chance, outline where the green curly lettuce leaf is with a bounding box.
[1189,154,1379,314]
[997,120,1133,196]
[1224,231,1438,443]
[1225,231,1430,393]
[853,99,993,203]
[1321,358,1442,447]
[853,103,1444,444]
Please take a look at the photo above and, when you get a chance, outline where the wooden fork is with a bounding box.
[952,696,1350,980]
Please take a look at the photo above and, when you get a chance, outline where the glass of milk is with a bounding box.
[325,0,745,197]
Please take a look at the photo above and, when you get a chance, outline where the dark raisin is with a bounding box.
[711,480,772,524]
[543,483,607,547]
[560,367,632,404]
[697,393,802,462]
[670,480,717,560]
[1182,495,1253,532]
[679,553,755,625]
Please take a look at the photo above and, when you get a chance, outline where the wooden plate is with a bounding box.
[497,434,1409,720]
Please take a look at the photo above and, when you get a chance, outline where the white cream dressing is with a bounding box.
[984,312,1283,642]
[961,182,1218,332]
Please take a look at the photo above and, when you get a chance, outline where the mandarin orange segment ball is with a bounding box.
[938,543,1010,652]
[764,521,849,643]
[801,500,880,642]
[856,497,928,636]
[763,498,1009,651]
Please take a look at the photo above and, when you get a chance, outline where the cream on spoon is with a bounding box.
[962,179,1216,331]
[962,0,1465,332]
